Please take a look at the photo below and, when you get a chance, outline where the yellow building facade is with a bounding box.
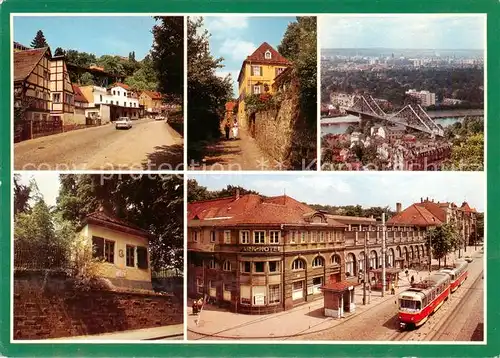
[78,210,153,291]
[237,42,290,128]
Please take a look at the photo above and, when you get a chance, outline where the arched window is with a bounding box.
[208,259,217,269]
[292,258,305,270]
[265,50,272,59]
[223,260,232,271]
[369,250,377,270]
[312,256,324,267]
[358,252,365,273]
[346,253,355,276]
[387,248,394,267]
[331,254,340,265]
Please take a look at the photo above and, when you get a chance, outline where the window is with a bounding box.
[254,262,265,273]
[346,253,355,276]
[253,231,265,244]
[312,256,324,267]
[331,255,340,265]
[210,231,216,243]
[319,231,325,243]
[328,231,333,242]
[269,261,280,273]
[42,114,47,121]
[113,91,116,95]
[265,50,272,59]
[311,231,317,243]
[312,277,323,294]
[192,231,199,242]
[241,261,251,273]
[100,95,103,102]
[269,231,280,244]
[130,102,132,107]
[301,232,306,243]
[269,284,280,303]
[110,101,114,105]
[290,231,296,244]
[240,231,250,244]
[253,85,261,95]
[252,65,261,76]
[240,285,251,304]
[223,260,232,271]
[224,230,231,244]
[196,278,204,294]
[126,245,135,267]
[275,67,285,77]
[208,259,217,269]
[292,258,305,270]
[92,236,114,263]
[43,70,49,80]
[137,246,148,269]
[124,102,127,107]
[53,93,61,103]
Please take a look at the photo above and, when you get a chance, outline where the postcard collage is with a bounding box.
[11,14,485,344]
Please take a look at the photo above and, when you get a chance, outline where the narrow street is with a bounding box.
[191,126,276,171]
[14,118,183,170]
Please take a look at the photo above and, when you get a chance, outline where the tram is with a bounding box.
[439,260,468,293]
[398,272,451,329]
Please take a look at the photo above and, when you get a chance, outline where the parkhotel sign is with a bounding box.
[240,246,281,253]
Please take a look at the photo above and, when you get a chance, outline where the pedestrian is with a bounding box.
[405,268,409,278]
[410,275,415,285]
[391,282,395,295]
[224,120,230,140]
[232,119,239,139]
[192,300,198,315]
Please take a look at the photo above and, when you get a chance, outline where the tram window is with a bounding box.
[416,301,421,310]
[400,299,417,310]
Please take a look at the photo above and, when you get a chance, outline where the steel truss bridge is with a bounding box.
[346,96,444,137]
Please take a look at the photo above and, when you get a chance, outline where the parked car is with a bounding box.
[464,256,474,263]
[115,117,132,129]
[155,115,164,121]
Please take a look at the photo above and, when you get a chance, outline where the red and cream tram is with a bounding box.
[398,272,451,329]
[439,260,468,293]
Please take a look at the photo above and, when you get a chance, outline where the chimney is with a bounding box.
[235,188,240,200]
[420,197,423,203]
[396,203,402,213]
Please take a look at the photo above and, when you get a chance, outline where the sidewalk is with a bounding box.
[52,324,183,341]
[187,246,483,340]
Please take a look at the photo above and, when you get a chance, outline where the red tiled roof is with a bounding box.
[188,194,346,227]
[72,84,88,103]
[387,203,442,226]
[321,280,360,292]
[14,47,49,82]
[141,90,163,100]
[327,214,377,225]
[110,82,131,90]
[237,42,291,83]
[460,202,476,212]
[416,200,447,222]
[86,209,150,237]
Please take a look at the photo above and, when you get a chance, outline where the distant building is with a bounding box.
[405,89,436,107]
[139,90,164,118]
[330,93,354,111]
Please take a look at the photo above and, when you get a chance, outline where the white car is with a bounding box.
[115,117,132,130]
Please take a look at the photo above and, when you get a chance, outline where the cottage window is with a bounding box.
[265,50,272,59]
[269,261,280,273]
[254,262,265,273]
[253,231,265,244]
[253,85,261,95]
[312,256,324,267]
[292,258,305,270]
[240,230,250,244]
[192,231,199,242]
[251,65,261,76]
[104,240,115,263]
[241,261,251,273]
[126,245,135,267]
[269,284,280,303]
[53,93,61,103]
[137,246,148,269]
[224,230,231,244]
[223,260,232,271]
[269,231,280,244]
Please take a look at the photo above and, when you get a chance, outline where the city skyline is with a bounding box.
[189,173,485,212]
[319,15,485,50]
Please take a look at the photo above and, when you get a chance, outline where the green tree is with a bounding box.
[97,55,125,75]
[187,17,233,160]
[426,223,458,268]
[124,55,159,91]
[31,30,48,48]
[128,51,136,62]
[80,72,95,86]
[54,47,65,56]
[14,175,32,216]
[151,16,184,103]
[476,212,484,240]
[448,133,484,171]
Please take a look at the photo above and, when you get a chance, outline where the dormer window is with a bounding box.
[264,50,271,59]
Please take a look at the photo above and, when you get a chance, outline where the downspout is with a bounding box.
[281,223,286,311]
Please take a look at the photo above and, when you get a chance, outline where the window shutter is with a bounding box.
[259,66,262,76]
[92,236,104,258]
[137,246,148,269]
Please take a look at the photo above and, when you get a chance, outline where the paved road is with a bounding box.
[14,119,184,170]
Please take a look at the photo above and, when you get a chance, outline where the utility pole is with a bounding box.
[382,213,386,297]
[429,231,432,273]
[363,230,367,305]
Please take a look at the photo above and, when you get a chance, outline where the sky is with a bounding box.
[189,173,485,212]
[13,16,156,60]
[320,15,485,50]
[199,16,296,97]
[17,172,61,207]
